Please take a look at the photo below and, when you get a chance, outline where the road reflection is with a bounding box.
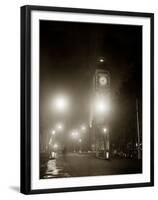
[43,159,70,178]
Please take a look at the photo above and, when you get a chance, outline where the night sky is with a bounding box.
[40,20,142,148]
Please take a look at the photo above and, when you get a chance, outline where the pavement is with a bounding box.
[40,152,142,179]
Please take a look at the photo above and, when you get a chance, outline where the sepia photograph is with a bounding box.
[39,20,143,179]
[21,6,154,194]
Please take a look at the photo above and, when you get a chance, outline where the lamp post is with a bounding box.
[102,127,110,159]
[48,129,57,159]
[51,94,69,156]
[71,131,79,152]
[79,139,82,153]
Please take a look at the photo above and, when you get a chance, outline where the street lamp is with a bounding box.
[79,139,82,153]
[102,127,110,159]
[103,127,107,133]
[56,123,63,131]
[53,143,58,158]
[52,130,56,135]
[81,125,86,131]
[53,95,69,112]
[71,130,79,139]
[71,130,79,152]
[99,58,104,63]
[53,143,58,149]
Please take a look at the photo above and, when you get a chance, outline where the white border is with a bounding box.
[31,10,151,190]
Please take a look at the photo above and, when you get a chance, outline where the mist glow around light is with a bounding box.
[53,143,58,149]
[99,58,104,63]
[71,131,79,139]
[56,123,63,131]
[95,100,106,113]
[81,125,86,131]
[95,98,110,114]
[53,95,69,112]
[103,128,107,133]
[79,139,82,143]
[52,130,56,135]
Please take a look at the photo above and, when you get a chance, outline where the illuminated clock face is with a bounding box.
[99,76,107,86]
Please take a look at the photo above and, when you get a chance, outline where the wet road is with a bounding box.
[43,159,71,179]
[41,152,142,179]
